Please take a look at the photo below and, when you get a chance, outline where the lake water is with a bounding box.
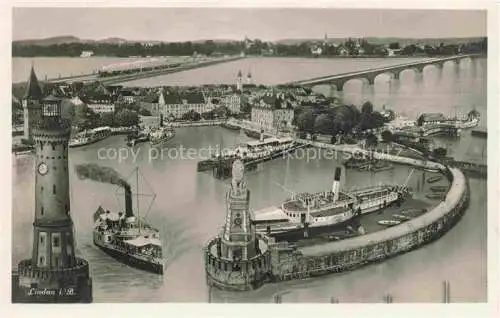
[12,57,487,302]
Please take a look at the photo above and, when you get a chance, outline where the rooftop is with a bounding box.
[24,66,43,100]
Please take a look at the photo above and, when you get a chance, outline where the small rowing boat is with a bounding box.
[393,214,412,221]
[377,220,401,227]
[399,208,427,216]
[426,193,445,200]
[426,175,443,184]
[430,185,448,193]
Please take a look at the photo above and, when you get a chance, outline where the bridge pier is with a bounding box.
[367,76,376,86]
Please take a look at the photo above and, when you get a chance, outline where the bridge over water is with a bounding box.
[45,56,244,85]
[290,54,484,91]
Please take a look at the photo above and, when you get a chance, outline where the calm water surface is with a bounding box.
[12,57,487,302]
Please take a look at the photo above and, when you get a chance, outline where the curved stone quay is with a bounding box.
[204,147,470,291]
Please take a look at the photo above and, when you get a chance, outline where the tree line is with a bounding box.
[294,101,390,139]
[12,38,487,57]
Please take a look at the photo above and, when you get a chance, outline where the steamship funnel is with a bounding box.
[332,167,342,202]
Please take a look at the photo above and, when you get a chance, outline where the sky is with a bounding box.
[12,8,487,42]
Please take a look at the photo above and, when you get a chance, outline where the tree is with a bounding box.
[467,109,480,120]
[240,102,252,113]
[365,133,378,149]
[115,109,139,127]
[73,104,99,131]
[361,101,374,114]
[389,42,400,50]
[99,112,115,127]
[416,115,425,127]
[381,130,394,142]
[401,44,417,56]
[314,114,334,135]
[432,147,447,158]
[214,105,230,118]
[181,110,201,121]
[201,111,215,120]
[332,105,361,133]
[296,109,315,133]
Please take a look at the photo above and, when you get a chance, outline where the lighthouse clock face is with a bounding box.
[38,163,48,175]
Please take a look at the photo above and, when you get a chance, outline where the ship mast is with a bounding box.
[403,168,415,187]
[136,167,140,233]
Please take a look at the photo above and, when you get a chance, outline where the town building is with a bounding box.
[221,93,242,114]
[250,92,294,131]
[85,96,116,114]
[384,116,416,131]
[311,46,323,56]
[119,89,138,104]
[338,46,349,56]
[12,73,92,302]
[417,113,448,126]
[156,90,214,119]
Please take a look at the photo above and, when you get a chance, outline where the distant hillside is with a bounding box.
[14,36,84,46]
[12,36,240,46]
[13,36,131,46]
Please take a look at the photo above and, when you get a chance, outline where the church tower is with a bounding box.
[246,71,252,85]
[220,159,257,261]
[13,68,92,303]
[236,70,243,91]
[23,66,43,141]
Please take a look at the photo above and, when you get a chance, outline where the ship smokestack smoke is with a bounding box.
[124,185,133,218]
[260,129,264,142]
[332,167,341,201]
[75,164,133,215]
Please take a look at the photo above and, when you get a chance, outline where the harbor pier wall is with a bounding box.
[270,166,469,281]
[204,139,471,291]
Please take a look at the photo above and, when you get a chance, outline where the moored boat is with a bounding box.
[251,167,412,241]
[377,220,401,227]
[126,130,149,147]
[69,126,112,148]
[426,193,445,200]
[426,175,443,184]
[399,208,427,216]
[393,214,412,221]
[244,128,270,140]
[430,185,448,193]
[197,134,298,172]
[149,115,175,146]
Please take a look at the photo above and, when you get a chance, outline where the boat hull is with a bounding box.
[150,135,175,146]
[94,241,164,275]
[261,216,363,242]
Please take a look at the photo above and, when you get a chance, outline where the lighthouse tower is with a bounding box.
[23,65,43,141]
[204,159,270,291]
[220,159,257,261]
[236,70,243,91]
[13,68,92,303]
